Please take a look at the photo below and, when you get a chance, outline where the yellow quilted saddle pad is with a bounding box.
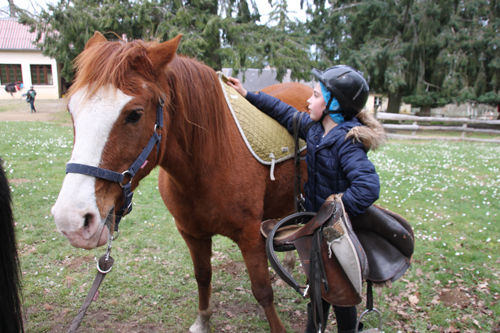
[218,74,306,166]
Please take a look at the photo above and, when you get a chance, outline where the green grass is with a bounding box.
[1,121,499,332]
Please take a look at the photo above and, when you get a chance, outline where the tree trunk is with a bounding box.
[8,0,16,17]
[419,105,431,117]
[387,92,402,113]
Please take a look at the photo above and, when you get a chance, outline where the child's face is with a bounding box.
[307,83,327,121]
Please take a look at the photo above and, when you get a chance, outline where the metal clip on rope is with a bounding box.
[96,234,116,274]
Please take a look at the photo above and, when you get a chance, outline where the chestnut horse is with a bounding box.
[52,32,311,333]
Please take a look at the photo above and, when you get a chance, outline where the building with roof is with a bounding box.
[0,17,62,99]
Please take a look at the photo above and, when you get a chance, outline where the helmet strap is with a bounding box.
[319,96,333,123]
[320,96,340,123]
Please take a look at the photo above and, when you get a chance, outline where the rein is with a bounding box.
[65,97,164,332]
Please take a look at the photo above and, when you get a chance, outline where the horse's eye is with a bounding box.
[126,110,143,124]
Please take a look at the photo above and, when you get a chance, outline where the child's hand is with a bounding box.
[225,76,247,97]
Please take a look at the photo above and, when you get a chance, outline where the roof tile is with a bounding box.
[0,18,41,50]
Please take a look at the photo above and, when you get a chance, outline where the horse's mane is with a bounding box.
[165,56,233,160]
[0,157,24,332]
[69,39,233,162]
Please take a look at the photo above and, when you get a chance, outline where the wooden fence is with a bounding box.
[375,112,500,143]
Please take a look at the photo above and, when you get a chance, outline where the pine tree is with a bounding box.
[19,0,314,84]
[307,0,500,115]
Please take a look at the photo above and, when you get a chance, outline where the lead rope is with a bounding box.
[67,231,117,333]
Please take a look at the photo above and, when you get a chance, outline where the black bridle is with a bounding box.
[65,97,164,233]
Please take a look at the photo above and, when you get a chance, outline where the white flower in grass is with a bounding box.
[486,238,491,242]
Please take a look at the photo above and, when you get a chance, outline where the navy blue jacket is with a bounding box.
[246,91,380,216]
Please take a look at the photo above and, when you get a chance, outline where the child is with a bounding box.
[27,86,37,113]
[226,65,386,333]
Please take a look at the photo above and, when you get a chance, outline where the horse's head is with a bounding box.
[52,32,182,249]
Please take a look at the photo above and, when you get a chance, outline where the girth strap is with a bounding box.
[309,228,329,333]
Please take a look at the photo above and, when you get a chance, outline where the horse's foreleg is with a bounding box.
[178,229,214,333]
[238,232,286,333]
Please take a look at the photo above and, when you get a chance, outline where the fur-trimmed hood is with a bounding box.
[346,111,387,151]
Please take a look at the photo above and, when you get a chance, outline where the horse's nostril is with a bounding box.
[83,214,91,229]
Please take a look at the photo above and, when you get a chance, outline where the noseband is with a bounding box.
[65,97,164,232]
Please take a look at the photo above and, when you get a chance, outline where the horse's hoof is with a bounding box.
[189,311,211,333]
[189,322,208,333]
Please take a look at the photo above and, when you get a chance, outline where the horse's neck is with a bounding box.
[159,59,236,185]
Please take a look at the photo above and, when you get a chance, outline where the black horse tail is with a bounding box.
[0,157,24,332]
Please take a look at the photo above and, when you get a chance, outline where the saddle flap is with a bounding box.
[375,205,414,238]
[350,205,414,258]
[294,236,362,307]
[324,196,369,295]
[356,231,410,283]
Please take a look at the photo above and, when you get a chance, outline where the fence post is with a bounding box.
[412,121,417,136]
[461,123,467,139]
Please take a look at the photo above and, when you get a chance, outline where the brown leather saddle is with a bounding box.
[261,199,414,306]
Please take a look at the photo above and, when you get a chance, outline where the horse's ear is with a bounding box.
[85,31,107,50]
[147,34,183,73]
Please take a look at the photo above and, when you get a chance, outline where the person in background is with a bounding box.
[226,65,386,333]
[26,86,37,113]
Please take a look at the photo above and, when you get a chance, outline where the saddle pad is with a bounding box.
[217,73,306,165]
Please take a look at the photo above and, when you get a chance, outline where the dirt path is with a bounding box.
[0,98,69,124]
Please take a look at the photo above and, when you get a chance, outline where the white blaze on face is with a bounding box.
[52,86,133,248]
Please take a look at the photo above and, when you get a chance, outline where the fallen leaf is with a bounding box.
[397,310,410,319]
[61,308,71,316]
[430,296,440,305]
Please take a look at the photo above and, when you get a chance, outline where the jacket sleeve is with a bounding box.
[338,138,380,217]
[246,91,314,140]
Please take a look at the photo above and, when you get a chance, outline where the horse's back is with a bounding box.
[259,83,312,112]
